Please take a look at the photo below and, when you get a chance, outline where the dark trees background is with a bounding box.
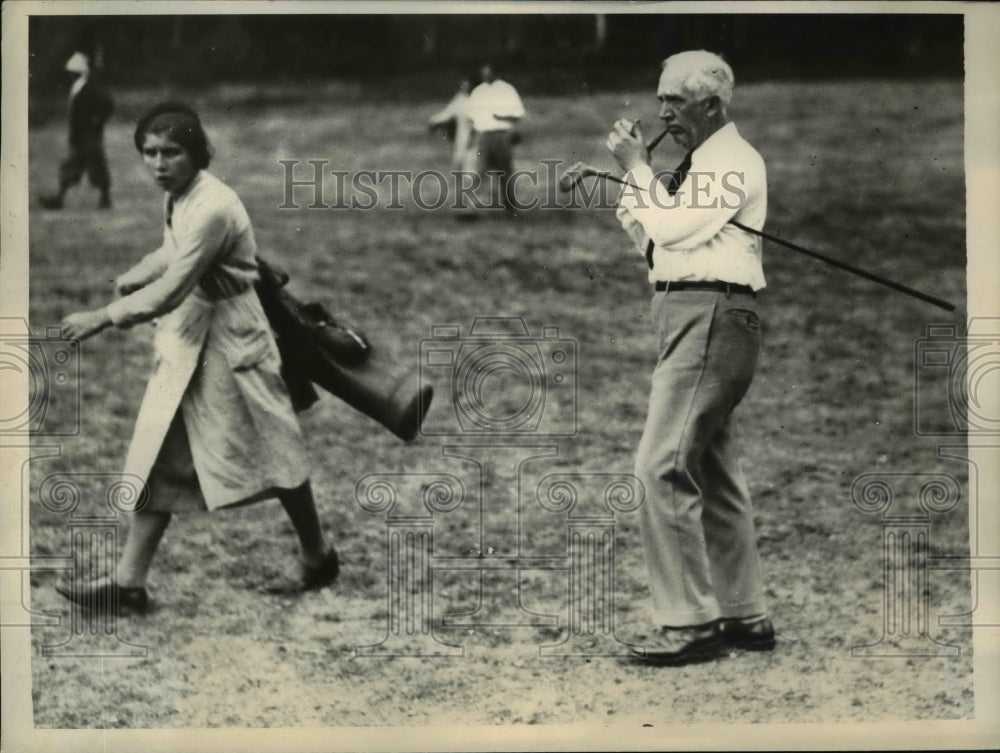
[29,13,962,100]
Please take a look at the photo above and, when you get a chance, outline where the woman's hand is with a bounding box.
[61,308,112,341]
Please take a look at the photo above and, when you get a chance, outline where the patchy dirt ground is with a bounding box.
[26,79,973,730]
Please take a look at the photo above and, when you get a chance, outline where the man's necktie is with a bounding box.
[645,151,693,269]
[166,196,174,227]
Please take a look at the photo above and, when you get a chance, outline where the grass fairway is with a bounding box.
[27,79,971,727]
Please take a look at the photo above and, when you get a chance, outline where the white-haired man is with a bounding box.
[607,50,775,665]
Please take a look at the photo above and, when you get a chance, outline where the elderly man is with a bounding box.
[466,62,525,212]
[40,51,114,210]
[607,50,775,665]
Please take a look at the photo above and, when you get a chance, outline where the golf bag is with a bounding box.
[254,258,433,441]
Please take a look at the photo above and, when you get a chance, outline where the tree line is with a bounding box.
[29,13,962,93]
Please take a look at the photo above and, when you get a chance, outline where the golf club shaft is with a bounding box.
[579,171,957,312]
[728,220,956,311]
[598,172,645,192]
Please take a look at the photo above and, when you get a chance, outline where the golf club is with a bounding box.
[557,165,957,312]
[728,221,956,311]
[556,121,668,193]
[558,161,643,193]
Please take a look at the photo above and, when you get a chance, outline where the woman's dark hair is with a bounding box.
[133,102,213,169]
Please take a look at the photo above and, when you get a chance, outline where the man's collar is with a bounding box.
[693,121,737,155]
[70,74,89,96]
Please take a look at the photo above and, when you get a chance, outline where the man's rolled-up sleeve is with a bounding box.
[497,83,525,120]
[620,162,752,251]
[615,204,650,255]
[429,94,460,126]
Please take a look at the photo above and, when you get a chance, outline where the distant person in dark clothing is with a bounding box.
[40,51,114,210]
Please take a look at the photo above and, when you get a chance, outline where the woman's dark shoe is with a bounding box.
[301,548,340,591]
[629,621,723,666]
[720,615,776,650]
[55,576,149,614]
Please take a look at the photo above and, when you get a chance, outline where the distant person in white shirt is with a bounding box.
[607,50,775,666]
[466,62,525,212]
[428,75,477,174]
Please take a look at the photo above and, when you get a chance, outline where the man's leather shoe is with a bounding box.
[301,548,340,591]
[720,615,776,650]
[56,577,149,613]
[629,621,723,666]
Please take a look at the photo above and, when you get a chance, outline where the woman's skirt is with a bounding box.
[139,292,311,513]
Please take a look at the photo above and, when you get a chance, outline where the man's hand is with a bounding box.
[61,308,112,341]
[606,118,648,174]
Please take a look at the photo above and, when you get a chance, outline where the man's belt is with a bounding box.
[654,280,756,297]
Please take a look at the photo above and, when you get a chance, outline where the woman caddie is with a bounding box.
[58,103,340,611]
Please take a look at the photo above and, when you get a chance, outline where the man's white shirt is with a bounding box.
[617,122,768,291]
[466,79,525,132]
[70,73,88,101]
